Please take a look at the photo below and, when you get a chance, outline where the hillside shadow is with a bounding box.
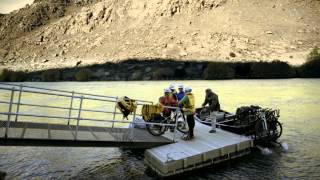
[1,58,320,82]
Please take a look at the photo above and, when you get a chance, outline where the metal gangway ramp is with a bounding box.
[0,83,173,148]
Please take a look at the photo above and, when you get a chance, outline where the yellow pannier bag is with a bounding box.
[141,104,164,121]
[116,96,137,119]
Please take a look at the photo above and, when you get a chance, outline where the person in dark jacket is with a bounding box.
[202,88,220,133]
[176,84,185,101]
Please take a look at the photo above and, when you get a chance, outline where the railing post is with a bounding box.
[67,91,75,125]
[172,109,180,142]
[112,97,118,128]
[132,110,136,122]
[172,109,184,142]
[14,84,23,122]
[129,122,134,141]
[5,87,15,138]
[129,110,137,140]
[172,118,179,142]
[75,96,83,140]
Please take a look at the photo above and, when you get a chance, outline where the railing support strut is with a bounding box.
[112,97,118,128]
[75,96,83,140]
[15,84,23,122]
[67,91,75,125]
[172,111,180,142]
[5,87,15,138]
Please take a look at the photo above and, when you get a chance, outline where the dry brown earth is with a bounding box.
[0,0,319,71]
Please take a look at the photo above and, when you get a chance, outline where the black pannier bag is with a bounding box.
[236,105,261,124]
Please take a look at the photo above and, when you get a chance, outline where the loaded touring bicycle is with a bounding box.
[195,105,283,144]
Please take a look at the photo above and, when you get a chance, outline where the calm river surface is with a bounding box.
[0,79,320,179]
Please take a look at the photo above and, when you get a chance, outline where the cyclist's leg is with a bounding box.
[187,114,195,138]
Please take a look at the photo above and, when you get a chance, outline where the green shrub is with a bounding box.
[41,69,61,81]
[9,71,25,82]
[203,63,235,79]
[131,70,143,80]
[0,68,10,81]
[152,67,175,80]
[298,59,320,78]
[307,46,320,62]
[234,62,251,78]
[0,68,25,82]
[250,61,295,78]
[298,47,320,77]
[75,68,93,81]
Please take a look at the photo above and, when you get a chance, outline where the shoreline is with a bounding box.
[1,58,319,82]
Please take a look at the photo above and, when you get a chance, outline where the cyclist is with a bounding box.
[169,84,178,100]
[159,88,177,118]
[176,84,185,101]
[178,87,195,140]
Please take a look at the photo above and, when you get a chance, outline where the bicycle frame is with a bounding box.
[258,111,269,132]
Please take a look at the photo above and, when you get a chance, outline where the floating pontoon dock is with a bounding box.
[144,121,253,177]
[0,83,254,177]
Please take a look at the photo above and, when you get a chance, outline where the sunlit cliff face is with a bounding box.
[0,0,319,71]
[0,0,34,14]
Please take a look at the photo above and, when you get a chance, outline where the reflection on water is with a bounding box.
[0,79,320,179]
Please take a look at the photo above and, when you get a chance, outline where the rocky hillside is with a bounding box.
[0,0,319,71]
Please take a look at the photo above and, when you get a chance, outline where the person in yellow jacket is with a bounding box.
[178,86,195,140]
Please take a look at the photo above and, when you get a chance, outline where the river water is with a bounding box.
[0,79,319,179]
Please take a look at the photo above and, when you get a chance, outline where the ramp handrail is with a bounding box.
[0,82,153,104]
[0,84,180,142]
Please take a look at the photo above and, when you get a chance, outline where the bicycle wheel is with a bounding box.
[268,120,282,141]
[255,119,282,142]
[177,120,189,134]
[175,112,189,134]
[146,117,167,136]
[146,123,166,136]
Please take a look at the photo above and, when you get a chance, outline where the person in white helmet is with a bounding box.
[178,87,195,140]
[159,88,177,118]
[169,84,178,100]
[176,84,185,101]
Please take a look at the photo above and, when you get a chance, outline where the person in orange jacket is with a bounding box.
[159,88,178,118]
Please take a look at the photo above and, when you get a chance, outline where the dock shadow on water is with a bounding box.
[0,79,320,179]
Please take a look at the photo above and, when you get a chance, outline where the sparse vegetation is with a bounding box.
[297,59,320,78]
[9,71,25,82]
[152,67,175,80]
[0,68,11,81]
[2,57,320,82]
[131,70,143,80]
[250,61,295,79]
[0,68,25,82]
[203,63,235,79]
[307,46,320,62]
[296,47,320,78]
[41,69,61,81]
[75,68,93,81]
[234,62,251,78]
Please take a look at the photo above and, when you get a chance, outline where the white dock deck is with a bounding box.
[144,121,253,176]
